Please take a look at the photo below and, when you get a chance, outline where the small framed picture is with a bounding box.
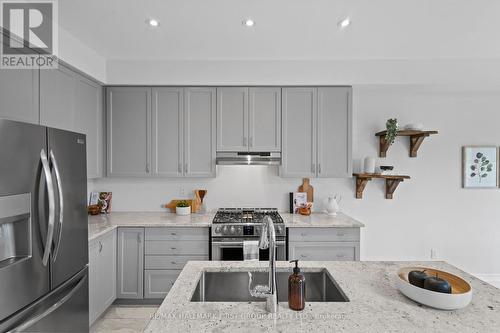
[462,146,498,188]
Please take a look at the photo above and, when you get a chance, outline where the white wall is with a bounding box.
[92,84,500,279]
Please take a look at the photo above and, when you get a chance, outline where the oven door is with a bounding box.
[211,239,286,261]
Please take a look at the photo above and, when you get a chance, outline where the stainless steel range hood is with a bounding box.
[216,152,281,165]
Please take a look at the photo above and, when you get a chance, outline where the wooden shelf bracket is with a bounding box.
[354,173,410,199]
[375,130,438,158]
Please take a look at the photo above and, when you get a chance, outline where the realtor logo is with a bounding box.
[1,0,58,69]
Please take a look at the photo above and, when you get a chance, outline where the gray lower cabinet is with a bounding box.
[217,87,281,152]
[288,228,360,261]
[281,87,352,178]
[107,87,151,177]
[117,228,144,299]
[89,230,117,325]
[0,67,39,124]
[144,227,209,299]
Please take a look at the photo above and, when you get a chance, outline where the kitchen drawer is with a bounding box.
[288,227,359,242]
[144,270,181,299]
[145,255,208,270]
[145,240,208,255]
[145,227,209,241]
[288,241,359,261]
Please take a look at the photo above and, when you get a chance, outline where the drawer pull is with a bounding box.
[336,254,346,258]
[337,232,347,237]
[300,233,307,237]
[170,261,177,265]
[170,247,177,250]
[170,233,177,236]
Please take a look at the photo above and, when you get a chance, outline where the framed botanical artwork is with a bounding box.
[462,146,498,188]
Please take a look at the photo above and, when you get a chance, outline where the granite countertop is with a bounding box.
[145,261,500,333]
[88,211,364,241]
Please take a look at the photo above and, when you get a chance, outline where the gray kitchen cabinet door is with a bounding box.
[107,87,151,177]
[97,230,116,317]
[281,88,317,178]
[144,270,181,299]
[151,88,184,177]
[74,75,104,178]
[288,241,360,261]
[0,68,39,124]
[184,87,216,177]
[248,88,281,152]
[216,87,248,152]
[40,64,77,130]
[317,87,352,178]
[117,228,144,299]
[88,238,100,324]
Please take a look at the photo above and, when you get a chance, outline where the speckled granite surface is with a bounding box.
[88,212,363,241]
[145,261,500,333]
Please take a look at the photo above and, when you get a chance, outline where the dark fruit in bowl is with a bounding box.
[424,274,452,294]
[408,270,428,288]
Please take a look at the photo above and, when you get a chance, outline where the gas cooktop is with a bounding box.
[211,208,285,238]
[212,208,284,224]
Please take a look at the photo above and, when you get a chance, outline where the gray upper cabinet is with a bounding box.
[281,88,317,178]
[117,228,144,299]
[217,87,248,151]
[151,88,184,177]
[107,87,151,177]
[40,64,77,130]
[74,76,104,178]
[248,88,281,152]
[184,88,216,177]
[0,68,39,124]
[317,87,352,178]
[281,87,352,178]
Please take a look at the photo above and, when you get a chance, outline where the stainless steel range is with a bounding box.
[211,208,286,261]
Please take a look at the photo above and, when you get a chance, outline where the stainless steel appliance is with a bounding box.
[0,119,88,332]
[211,208,286,261]
[216,152,281,166]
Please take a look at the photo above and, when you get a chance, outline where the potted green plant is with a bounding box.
[385,118,398,146]
[176,200,191,216]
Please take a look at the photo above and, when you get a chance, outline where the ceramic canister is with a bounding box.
[364,157,376,173]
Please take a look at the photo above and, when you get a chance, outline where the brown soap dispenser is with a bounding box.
[288,260,305,311]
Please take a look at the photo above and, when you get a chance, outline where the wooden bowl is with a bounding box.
[396,267,472,310]
[88,205,101,215]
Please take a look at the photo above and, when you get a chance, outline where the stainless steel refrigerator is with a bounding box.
[0,119,89,332]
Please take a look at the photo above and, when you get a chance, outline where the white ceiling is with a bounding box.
[59,0,500,61]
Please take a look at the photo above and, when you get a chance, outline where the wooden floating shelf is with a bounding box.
[375,130,438,158]
[353,173,410,199]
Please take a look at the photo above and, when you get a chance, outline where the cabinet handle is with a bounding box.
[170,232,177,236]
[311,164,315,174]
[249,137,253,147]
[171,247,177,250]
[243,137,247,147]
[301,232,307,237]
[98,241,102,253]
[318,164,322,174]
[184,163,188,173]
[170,261,176,265]
[137,234,142,243]
[146,163,150,173]
[336,254,346,258]
[178,163,182,173]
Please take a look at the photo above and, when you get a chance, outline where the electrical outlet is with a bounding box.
[430,248,437,259]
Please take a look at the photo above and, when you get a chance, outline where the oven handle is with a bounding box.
[212,240,286,246]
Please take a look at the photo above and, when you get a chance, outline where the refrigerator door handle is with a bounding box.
[49,150,64,262]
[40,149,56,266]
[6,274,87,333]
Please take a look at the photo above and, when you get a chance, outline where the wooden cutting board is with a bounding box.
[298,178,314,202]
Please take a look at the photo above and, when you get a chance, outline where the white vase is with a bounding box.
[325,195,341,216]
[364,157,376,174]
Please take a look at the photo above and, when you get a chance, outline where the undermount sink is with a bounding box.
[191,270,349,303]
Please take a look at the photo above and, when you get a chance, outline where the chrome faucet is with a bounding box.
[248,216,278,313]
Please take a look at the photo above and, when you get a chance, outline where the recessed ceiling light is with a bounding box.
[147,18,159,27]
[338,17,351,29]
[243,18,255,27]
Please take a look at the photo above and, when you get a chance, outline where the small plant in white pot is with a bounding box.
[176,201,191,216]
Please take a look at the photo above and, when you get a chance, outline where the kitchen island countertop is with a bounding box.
[88,211,363,241]
[145,261,500,333]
